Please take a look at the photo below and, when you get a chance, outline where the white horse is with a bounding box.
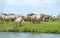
[14,16,23,26]
[1,14,21,23]
[1,15,11,23]
[31,14,43,23]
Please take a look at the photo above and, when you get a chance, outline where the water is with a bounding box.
[0,32,60,38]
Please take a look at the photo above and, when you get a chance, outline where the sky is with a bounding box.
[0,0,60,16]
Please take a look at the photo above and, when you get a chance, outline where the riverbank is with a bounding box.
[0,21,60,33]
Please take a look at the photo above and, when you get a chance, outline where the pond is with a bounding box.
[0,32,60,38]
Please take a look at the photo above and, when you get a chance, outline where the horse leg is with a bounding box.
[32,19,35,24]
[2,19,5,23]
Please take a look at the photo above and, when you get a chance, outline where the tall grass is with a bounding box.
[12,22,60,32]
[0,21,60,33]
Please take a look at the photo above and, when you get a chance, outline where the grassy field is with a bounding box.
[0,21,60,33]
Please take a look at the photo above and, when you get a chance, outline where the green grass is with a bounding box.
[13,22,60,32]
[0,21,14,30]
[0,21,60,33]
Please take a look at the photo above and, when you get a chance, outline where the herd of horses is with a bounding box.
[0,13,53,26]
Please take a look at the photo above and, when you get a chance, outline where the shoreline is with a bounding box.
[0,29,60,34]
[9,30,60,33]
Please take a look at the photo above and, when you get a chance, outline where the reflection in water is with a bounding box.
[0,32,60,38]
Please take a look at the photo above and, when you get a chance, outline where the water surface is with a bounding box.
[0,32,60,38]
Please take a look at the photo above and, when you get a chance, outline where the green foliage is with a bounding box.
[11,22,60,32]
[53,18,60,22]
[0,21,60,33]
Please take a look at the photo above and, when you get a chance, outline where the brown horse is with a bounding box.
[42,14,52,22]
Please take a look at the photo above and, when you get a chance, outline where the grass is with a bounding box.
[12,22,60,33]
[0,21,14,30]
[0,21,60,33]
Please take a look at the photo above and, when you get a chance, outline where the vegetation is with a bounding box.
[0,21,60,33]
